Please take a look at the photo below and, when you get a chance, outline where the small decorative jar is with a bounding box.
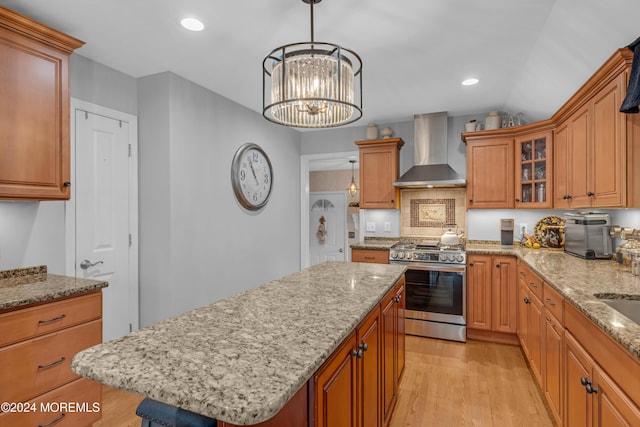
[380,126,393,138]
[484,111,501,130]
[366,123,379,140]
[465,120,477,132]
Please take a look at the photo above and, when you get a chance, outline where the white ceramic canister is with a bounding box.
[485,111,501,130]
[381,127,393,138]
[366,123,379,139]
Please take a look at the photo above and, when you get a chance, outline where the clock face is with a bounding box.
[231,143,273,210]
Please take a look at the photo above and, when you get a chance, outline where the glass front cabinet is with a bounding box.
[515,131,553,208]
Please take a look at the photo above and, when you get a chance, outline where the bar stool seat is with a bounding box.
[136,398,217,427]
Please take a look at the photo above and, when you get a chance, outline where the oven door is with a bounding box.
[402,263,466,325]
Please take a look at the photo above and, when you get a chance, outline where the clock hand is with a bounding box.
[249,159,259,185]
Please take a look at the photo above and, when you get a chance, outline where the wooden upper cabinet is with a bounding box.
[552,48,640,209]
[355,138,404,209]
[465,137,514,209]
[591,73,626,207]
[0,7,84,200]
[515,130,553,209]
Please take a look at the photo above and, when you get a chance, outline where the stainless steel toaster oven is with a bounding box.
[564,212,613,259]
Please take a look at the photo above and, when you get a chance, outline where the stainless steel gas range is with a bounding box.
[389,240,466,342]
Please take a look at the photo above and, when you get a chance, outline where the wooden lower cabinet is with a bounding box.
[543,310,564,426]
[565,332,640,427]
[357,306,381,427]
[0,291,103,424]
[467,255,517,342]
[313,331,358,427]
[312,276,404,427]
[352,249,389,264]
[563,303,640,427]
[0,377,101,427]
[381,277,405,426]
[517,262,543,386]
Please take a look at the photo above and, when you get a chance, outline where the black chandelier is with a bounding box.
[262,0,363,128]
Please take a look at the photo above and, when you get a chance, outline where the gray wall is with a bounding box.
[0,55,302,329]
[138,72,301,326]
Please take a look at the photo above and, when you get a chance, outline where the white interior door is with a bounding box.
[309,192,347,266]
[74,109,136,341]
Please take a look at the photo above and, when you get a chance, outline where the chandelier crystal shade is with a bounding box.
[262,0,363,128]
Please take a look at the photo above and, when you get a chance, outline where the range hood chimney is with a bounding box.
[393,112,466,188]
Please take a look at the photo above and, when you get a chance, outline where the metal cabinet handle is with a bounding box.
[352,349,364,358]
[523,297,531,304]
[63,182,71,187]
[545,297,556,306]
[496,264,501,268]
[359,343,368,352]
[587,191,595,197]
[580,377,591,386]
[586,384,598,394]
[80,259,103,270]
[529,282,538,288]
[38,357,66,369]
[39,413,66,427]
[38,314,66,324]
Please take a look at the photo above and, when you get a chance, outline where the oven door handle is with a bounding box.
[400,264,465,274]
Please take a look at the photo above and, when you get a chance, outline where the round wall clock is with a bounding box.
[231,143,273,211]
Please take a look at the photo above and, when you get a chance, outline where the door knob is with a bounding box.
[80,259,104,270]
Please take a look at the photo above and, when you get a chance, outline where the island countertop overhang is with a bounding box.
[71,261,406,425]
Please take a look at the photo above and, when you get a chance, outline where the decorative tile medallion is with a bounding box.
[410,199,455,228]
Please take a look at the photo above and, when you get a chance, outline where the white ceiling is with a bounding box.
[3,0,639,128]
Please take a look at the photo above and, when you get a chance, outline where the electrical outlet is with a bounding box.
[519,223,528,237]
[384,222,392,232]
[366,222,376,232]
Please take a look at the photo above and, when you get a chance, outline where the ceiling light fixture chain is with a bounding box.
[262,0,363,128]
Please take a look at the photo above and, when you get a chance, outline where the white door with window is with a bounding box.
[68,102,139,342]
[309,191,347,265]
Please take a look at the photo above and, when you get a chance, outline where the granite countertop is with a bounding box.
[350,237,398,250]
[71,261,406,425]
[0,266,108,311]
[466,242,640,360]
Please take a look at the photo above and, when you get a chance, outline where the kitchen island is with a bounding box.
[71,261,406,425]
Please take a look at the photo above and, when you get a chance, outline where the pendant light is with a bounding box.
[348,160,359,196]
[262,0,363,128]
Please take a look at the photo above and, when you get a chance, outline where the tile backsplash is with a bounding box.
[400,188,467,238]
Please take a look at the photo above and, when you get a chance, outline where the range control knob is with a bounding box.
[398,251,404,259]
[439,253,447,262]
[455,255,465,263]
[390,251,397,259]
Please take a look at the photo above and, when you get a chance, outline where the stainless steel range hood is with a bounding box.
[393,112,466,188]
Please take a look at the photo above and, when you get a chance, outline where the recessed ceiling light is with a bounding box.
[462,78,479,86]
[181,17,205,32]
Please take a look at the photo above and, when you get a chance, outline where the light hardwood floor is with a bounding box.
[389,336,553,427]
[94,336,553,426]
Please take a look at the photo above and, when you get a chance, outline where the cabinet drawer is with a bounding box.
[0,377,102,426]
[0,319,101,404]
[542,283,564,324]
[0,292,101,347]
[519,265,543,300]
[352,249,389,264]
